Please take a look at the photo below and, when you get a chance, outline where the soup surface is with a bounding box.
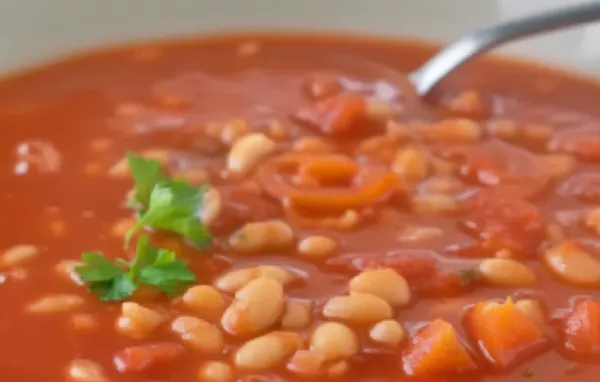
[2,33,600,382]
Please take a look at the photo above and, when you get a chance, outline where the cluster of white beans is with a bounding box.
[2,231,596,381]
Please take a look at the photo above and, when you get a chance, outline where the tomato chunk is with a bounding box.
[549,126,600,162]
[113,342,185,373]
[564,299,600,357]
[460,191,545,257]
[416,269,478,298]
[437,139,549,198]
[325,250,439,281]
[465,298,550,369]
[293,94,368,137]
[403,319,477,377]
[558,172,600,204]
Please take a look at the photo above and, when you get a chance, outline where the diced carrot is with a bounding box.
[465,298,550,369]
[293,94,367,137]
[113,342,185,373]
[403,319,477,377]
[564,299,600,357]
[258,153,398,212]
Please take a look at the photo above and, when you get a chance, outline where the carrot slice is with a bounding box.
[113,342,185,373]
[465,298,550,369]
[258,153,399,212]
[403,319,477,377]
[564,298,600,357]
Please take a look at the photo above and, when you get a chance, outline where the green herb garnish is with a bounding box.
[126,180,211,248]
[125,154,211,248]
[126,153,169,211]
[76,235,196,301]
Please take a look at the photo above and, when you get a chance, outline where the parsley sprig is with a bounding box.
[125,153,211,249]
[76,153,211,301]
[76,236,196,301]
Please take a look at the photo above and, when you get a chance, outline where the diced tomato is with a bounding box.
[304,75,342,99]
[325,250,438,281]
[549,126,600,162]
[460,191,546,257]
[113,342,185,373]
[210,185,283,235]
[416,269,478,298]
[403,319,477,377]
[558,172,600,204]
[437,139,549,198]
[465,298,550,369]
[293,94,368,137]
[564,299,600,357]
[441,89,487,119]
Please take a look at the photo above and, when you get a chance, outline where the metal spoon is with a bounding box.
[411,2,600,97]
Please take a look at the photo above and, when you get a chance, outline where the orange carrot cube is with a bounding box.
[403,319,477,377]
[465,298,550,369]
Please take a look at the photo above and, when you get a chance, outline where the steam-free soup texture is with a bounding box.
[2,34,600,382]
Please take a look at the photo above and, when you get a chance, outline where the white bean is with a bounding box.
[115,302,167,339]
[227,133,277,174]
[199,188,222,226]
[171,316,224,354]
[66,359,109,382]
[0,245,38,268]
[322,293,393,324]
[310,322,359,361]
[543,241,600,286]
[349,268,411,307]
[229,220,295,253]
[181,285,225,320]
[27,294,85,314]
[235,331,303,371]
[297,236,337,259]
[280,300,312,329]
[221,277,284,336]
[479,258,536,287]
[198,361,234,382]
[369,319,406,347]
[214,265,301,294]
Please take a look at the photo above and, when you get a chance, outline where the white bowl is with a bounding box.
[0,0,599,75]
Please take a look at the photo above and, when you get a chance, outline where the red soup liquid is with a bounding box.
[2,33,600,382]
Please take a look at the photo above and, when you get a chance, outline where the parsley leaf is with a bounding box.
[77,252,126,281]
[126,181,211,248]
[133,236,196,296]
[127,153,169,210]
[75,236,196,301]
[88,274,137,301]
[76,252,135,301]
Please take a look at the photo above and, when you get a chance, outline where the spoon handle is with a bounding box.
[410,2,600,96]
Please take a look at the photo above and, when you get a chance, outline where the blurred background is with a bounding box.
[0,0,598,74]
